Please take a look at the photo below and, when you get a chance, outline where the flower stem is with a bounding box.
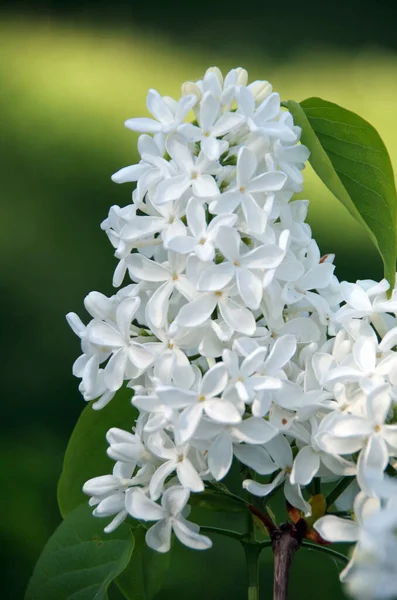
[301,540,349,565]
[199,525,244,541]
[326,476,354,508]
[243,542,262,600]
[271,525,300,600]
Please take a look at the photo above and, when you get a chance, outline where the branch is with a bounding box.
[248,503,277,536]
[271,521,306,600]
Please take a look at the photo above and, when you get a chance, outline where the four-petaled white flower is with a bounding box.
[126,486,212,552]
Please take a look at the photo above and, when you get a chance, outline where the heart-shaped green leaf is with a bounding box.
[284,97,397,290]
[58,388,137,518]
[25,504,134,600]
[115,525,170,600]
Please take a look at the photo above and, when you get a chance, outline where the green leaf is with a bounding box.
[25,504,134,600]
[58,387,137,518]
[284,97,397,289]
[188,489,247,513]
[115,525,170,600]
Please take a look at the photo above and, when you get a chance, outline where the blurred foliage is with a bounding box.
[1,14,396,599]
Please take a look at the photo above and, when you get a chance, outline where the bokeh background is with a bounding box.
[2,1,397,597]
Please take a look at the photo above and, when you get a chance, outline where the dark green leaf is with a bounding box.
[188,489,247,512]
[58,387,137,518]
[25,504,134,600]
[284,97,397,289]
[115,525,170,600]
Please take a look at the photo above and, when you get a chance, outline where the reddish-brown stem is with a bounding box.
[271,521,306,600]
[248,503,277,535]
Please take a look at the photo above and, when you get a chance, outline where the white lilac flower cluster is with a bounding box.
[67,67,397,597]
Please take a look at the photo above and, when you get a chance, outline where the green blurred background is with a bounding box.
[1,1,397,597]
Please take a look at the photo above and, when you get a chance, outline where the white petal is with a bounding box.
[329,415,373,438]
[204,398,242,424]
[111,164,146,184]
[146,281,174,329]
[125,487,166,520]
[125,117,162,133]
[128,254,170,282]
[104,349,127,391]
[121,216,164,242]
[353,337,377,373]
[161,486,190,516]
[146,520,172,553]
[186,197,206,238]
[299,263,335,290]
[199,91,219,131]
[176,294,217,327]
[340,281,372,311]
[167,236,197,254]
[233,417,278,444]
[176,459,204,492]
[247,171,287,193]
[243,471,285,496]
[84,292,114,320]
[366,385,391,425]
[201,363,228,397]
[174,403,204,445]
[127,343,153,370]
[172,518,212,550]
[88,322,123,348]
[82,355,99,396]
[219,297,256,336]
[210,190,241,214]
[290,446,320,485]
[255,92,280,122]
[223,349,240,379]
[317,432,367,455]
[266,435,293,468]
[66,312,85,337]
[265,335,296,372]
[215,226,241,262]
[195,240,215,262]
[147,89,174,124]
[156,387,197,408]
[383,424,397,451]
[241,244,284,269]
[241,194,266,234]
[233,444,276,475]
[150,460,178,500]
[283,479,311,515]
[236,269,262,309]
[212,112,244,136]
[116,297,141,339]
[357,435,389,493]
[278,317,320,343]
[201,136,228,161]
[237,86,255,118]
[197,262,235,292]
[83,475,120,497]
[193,174,219,198]
[237,147,257,187]
[314,515,358,542]
[155,175,190,204]
[167,137,194,171]
[208,431,233,480]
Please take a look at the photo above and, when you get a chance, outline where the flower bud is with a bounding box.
[181,81,202,102]
[84,291,113,319]
[205,66,223,85]
[235,67,248,87]
[249,80,273,104]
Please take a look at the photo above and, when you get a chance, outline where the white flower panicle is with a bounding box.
[67,66,397,596]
